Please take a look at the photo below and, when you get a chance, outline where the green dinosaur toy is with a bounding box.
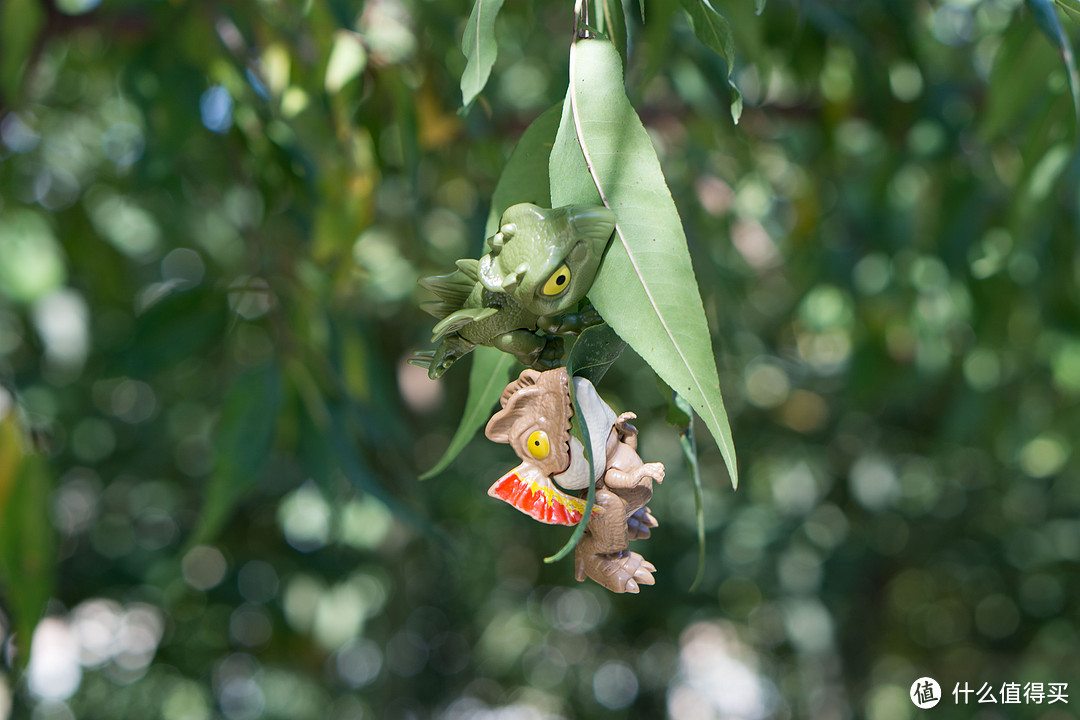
[412,203,616,379]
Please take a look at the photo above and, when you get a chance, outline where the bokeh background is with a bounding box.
[2,0,1080,718]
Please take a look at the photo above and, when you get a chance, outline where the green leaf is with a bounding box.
[679,0,735,71]
[0,454,55,666]
[1029,0,1080,126]
[460,0,507,110]
[979,13,1061,142]
[421,105,559,479]
[1056,0,1080,25]
[0,0,45,103]
[672,393,706,591]
[190,363,281,545]
[544,379,597,563]
[484,102,563,236]
[420,347,517,479]
[596,0,628,69]
[566,323,627,385]
[679,0,742,123]
[550,38,738,488]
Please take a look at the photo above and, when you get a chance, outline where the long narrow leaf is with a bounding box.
[674,393,707,591]
[1029,0,1080,126]
[422,105,560,478]
[544,377,596,564]
[484,102,562,236]
[420,348,517,479]
[679,0,743,123]
[551,38,738,488]
[0,454,55,666]
[189,363,281,546]
[460,0,507,110]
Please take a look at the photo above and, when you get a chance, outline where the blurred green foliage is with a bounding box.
[1,0,1080,718]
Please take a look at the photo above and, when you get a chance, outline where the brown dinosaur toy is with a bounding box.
[484,367,665,593]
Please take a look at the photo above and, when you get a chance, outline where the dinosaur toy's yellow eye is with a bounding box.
[526,430,550,459]
[541,264,572,296]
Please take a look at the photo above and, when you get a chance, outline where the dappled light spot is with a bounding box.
[182,546,227,591]
[853,253,892,295]
[339,497,394,550]
[889,61,924,102]
[865,685,912,720]
[963,347,1001,391]
[522,645,566,690]
[541,587,606,635]
[214,654,264,720]
[592,661,638,710]
[336,638,383,688]
[227,277,274,320]
[85,187,161,260]
[28,618,82,701]
[0,210,67,305]
[101,122,144,167]
[668,621,778,720]
[849,455,899,512]
[778,389,828,433]
[161,249,206,290]
[162,679,211,720]
[278,482,331,552]
[1019,435,1070,478]
[731,219,781,270]
[199,86,234,134]
[229,604,272,648]
[1,112,41,152]
[32,289,89,373]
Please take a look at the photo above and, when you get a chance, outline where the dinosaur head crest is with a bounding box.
[485,368,573,477]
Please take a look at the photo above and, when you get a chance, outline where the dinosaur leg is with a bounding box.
[491,331,564,370]
[537,304,604,335]
[573,490,656,593]
[627,506,658,540]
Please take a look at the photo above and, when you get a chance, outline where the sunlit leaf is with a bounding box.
[1028,0,1080,126]
[190,363,281,545]
[550,38,738,488]
[460,0,507,110]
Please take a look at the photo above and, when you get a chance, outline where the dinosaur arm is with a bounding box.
[536,304,603,335]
